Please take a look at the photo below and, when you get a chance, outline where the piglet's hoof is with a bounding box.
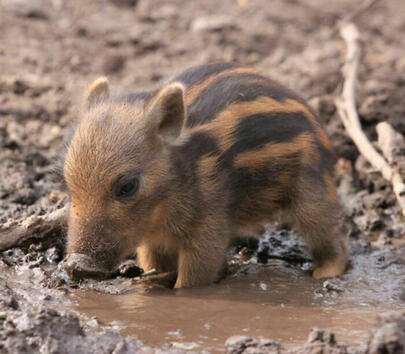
[137,271,178,289]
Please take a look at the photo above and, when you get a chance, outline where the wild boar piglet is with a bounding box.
[63,63,348,288]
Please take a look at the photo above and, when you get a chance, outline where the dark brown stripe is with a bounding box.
[185,73,300,128]
[184,67,259,106]
[172,62,241,87]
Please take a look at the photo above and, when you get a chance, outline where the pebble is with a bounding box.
[168,329,183,338]
[5,0,49,19]
[225,335,253,347]
[118,260,143,278]
[323,281,343,293]
[171,342,200,350]
[191,15,237,32]
[102,55,126,74]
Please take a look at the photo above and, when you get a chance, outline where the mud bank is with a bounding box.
[1,230,404,353]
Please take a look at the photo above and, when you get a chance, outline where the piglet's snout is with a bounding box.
[64,253,111,281]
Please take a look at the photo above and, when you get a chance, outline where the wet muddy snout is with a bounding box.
[65,213,131,280]
[64,253,113,280]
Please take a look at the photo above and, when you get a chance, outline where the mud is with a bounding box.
[1,0,405,353]
[1,231,404,353]
[70,231,404,352]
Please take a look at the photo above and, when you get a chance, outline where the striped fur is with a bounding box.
[63,63,348,286]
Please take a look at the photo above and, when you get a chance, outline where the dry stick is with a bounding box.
[335,23,405,217]
[0,204,69,251]
[376,122,405,217]
[335,23,392,180]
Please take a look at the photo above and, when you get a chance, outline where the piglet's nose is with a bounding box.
[64,253,111,281]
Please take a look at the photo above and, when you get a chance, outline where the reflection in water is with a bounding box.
[72,263,396,351]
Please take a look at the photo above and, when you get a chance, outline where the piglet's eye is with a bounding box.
[113,174,139,199]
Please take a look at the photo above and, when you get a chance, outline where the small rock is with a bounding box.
[367,210,384,231]
[363,192,385,210]
[28,243,42,253]
[105,34,127,47]
[239,246,253,259]
[171,342,200,350]
[7,0,49,19]
[307,328,324,343]
[102,55,126,74]
[45,247,60,264]
[87,317,99,328]
[374,233,393,247]
[297,328,347,354]
[118,260,143,278]
[6,297,19,310]
[28,255,44,268]
[323,281,343,293]
[366,310,405,354]
[168,330,183,339]
[225,335,282,354]
[112,341,128,354]
[225,335,253,347]
[259,282,268,291]
[191,15,237,33]
[204,323,211,330]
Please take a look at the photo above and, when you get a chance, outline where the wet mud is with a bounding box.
[71,232,404,351]
[1,0,405,353]
[1,231,404,353]
[71,268,391,350]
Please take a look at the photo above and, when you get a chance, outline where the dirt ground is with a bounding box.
[0,0,404,353]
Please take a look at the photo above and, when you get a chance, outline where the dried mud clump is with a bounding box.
[225,313,405,354]
[366,310,405,354]
[225,328,358,354]
[0,308,143,354]
[225,335,283,354]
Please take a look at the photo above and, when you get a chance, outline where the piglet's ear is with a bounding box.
[146,83,185,144]
[85,77,109,109]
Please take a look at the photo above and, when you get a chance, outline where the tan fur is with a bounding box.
[64,66,348,287]
[324,172,339,204]
[85,77,110,108]
[287,99,333,151]
[234,132,317,168]
[191,96,319,152]
[313,258,347,279]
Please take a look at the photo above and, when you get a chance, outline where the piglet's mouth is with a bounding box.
[64,253,113,281]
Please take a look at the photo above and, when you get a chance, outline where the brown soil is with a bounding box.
[0,0,404,353]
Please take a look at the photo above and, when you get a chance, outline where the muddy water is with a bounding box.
[72,260,399,351]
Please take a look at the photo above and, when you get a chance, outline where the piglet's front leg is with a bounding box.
[174,235,229,288]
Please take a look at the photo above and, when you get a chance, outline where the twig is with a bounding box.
[335,23,392,180]
[140,268,157,278]
[335,23,405,217]
[376,122,405,217]
[0,204,69,251]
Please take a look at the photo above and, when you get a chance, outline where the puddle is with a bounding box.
[72,260,401,351]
